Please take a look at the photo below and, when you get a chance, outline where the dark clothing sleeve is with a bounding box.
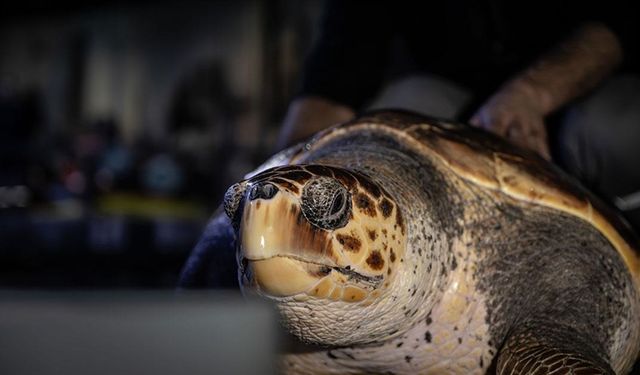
[297,0,638,110]
[297,0,395,110]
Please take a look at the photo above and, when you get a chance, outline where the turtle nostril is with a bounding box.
[249,185,259,201]
[249,182,278,201]
[261,183,277,199]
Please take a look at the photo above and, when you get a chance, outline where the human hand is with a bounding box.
[276,97,355,151]
[469,81,551,160]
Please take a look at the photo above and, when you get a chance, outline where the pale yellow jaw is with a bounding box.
[249,257,323,297]
[247,257,372,302]
[247,255,381,303]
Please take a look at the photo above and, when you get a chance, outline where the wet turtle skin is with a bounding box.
[181,110,640,374]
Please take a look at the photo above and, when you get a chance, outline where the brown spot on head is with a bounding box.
[304,165,333,177]
[272,178,299,194]
[395,207,405,234]
[355,193,376,217]
[329,168,357,191]
[366,250,385,270]
[367,229,377,241]
[390,249,396,263]
[336,233,361,252]
[256,201,261,209]
[353,173,381,198]
[250,169,278,182]
[280,170,312,185]
[379,198,393,218]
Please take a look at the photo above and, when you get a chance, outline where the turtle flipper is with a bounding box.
[178,206,238,288]
[497,321,614,375]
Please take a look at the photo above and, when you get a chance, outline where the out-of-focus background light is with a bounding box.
[0,0,323,288]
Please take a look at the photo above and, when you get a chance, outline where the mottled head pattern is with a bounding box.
[224,164,406,304]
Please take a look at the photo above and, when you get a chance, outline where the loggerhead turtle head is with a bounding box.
[224,164,406,304]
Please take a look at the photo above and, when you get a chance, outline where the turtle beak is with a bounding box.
[241,257,330,297]
[236,188,337,298]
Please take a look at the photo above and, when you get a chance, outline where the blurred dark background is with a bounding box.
[0,0,323,288]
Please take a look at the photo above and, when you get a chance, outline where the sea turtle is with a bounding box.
[181,110,640,374]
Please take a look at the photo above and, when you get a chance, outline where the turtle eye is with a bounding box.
[330,191,345,216]
[301,177,351,230]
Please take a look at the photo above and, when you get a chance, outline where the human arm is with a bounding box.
[470,22,624,159]
[276,97,356,150]
[276,1,393,150]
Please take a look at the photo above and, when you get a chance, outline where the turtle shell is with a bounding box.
[290,110,640,284]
